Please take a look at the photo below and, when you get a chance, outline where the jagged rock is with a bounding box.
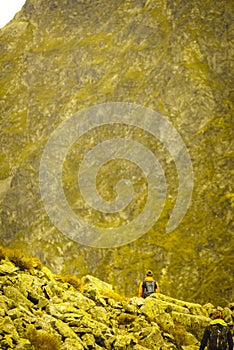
[0,261,18,275]
[223,306,233,326]
[3,286,33,309]
[89,306,110,325]
[14,338,32,350]
[1,334,14,349]
[203,302,215,316]
[63,338,84,350]
[182,331,198,346]
[138,323,165,349]
[81,274,114,304]
[155,294,209,317]
[62,290,96,311]
[0,316,15,334]
[8,307,25,320]
[0,316,19,346]
[28,316,53,337]
[113,333,138,348]
[81,333,96,348]
[55,318,79,339]
[171,311,209,339]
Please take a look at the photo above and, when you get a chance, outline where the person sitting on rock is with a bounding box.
[199,310,233,350]
[138,270,160,298]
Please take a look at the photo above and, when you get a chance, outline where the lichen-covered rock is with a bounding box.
[138,323,165,349]
[55,318,79,339]
[0,0,232,308]
[14,338,31,350]
[0,261,19,275]
[154,293,209,317]
[0,257,232,350]
[0,316,19,341]
[171,311,209,339]
[62,338,84,350]
[3,286,33,309]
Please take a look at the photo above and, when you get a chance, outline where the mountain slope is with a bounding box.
[0,0,233,306]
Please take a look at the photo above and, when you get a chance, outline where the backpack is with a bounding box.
[142,280,156,298]
[208,324,229,350]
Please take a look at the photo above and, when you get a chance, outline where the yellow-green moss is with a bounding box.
[59,274,83,291]
[27,326,61,350]
[117,313,138,325]
[0,245,42,271]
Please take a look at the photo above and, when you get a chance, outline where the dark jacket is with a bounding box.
[138,276,159,298]
[199,319,233,350]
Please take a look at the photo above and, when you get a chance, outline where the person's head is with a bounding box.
[212,310,224,320]
[146,269,153,277]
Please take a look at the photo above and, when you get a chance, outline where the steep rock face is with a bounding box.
[0,0,233,306]
[0,255,233,349]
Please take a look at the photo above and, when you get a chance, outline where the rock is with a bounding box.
[3,286,33,309]
[0,0,232,308]
[171,311,209,339]
[62,290,96,311]
[223,306,233,326]
[8,308,23,320]
[0,316,19,342]
[89,306,110,325]
[0,261,18,275]
[41,266,56,282]
[55,318,79,339]
[81,333,96,348]
[0,254,232,349]
[113,333,138,349]
[139,323,165,349]
[62,337,84,350]
[182,331,199,346]
[14,338,32,350]
[153,294,209,316]
[42,284,54,299]
[1,334,14,349]
[81,274,114,303]
[202,302,215,316]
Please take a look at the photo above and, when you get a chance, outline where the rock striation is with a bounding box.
[0,249,233,349]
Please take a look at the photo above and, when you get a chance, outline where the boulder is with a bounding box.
[0,256,232,349]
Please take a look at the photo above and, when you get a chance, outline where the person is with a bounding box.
[138,270,160,298]
[199,310,233,350]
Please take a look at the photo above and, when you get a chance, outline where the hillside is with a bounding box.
[0,247,233,350]
[0,0,233,306]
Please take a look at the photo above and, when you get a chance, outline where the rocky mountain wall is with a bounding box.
[0,0,233,305]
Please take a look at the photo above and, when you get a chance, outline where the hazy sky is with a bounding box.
[0,0,26,28]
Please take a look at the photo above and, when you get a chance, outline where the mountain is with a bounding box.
[0,247,233,349]
[0,0,233,306]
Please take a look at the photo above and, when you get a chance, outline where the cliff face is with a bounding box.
[0,250,233,349]
[0,0,233,306]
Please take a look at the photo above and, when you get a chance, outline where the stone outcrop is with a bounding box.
[0,255,233,349]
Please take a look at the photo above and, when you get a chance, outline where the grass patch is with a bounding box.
[171,324,189,347]
[101,289,128,302]
[27,326,61,350]
[117,313,138,325]
[59,274,83,291]
[0,245,42,271]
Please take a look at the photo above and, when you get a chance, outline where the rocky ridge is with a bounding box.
[0,248,233,350]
